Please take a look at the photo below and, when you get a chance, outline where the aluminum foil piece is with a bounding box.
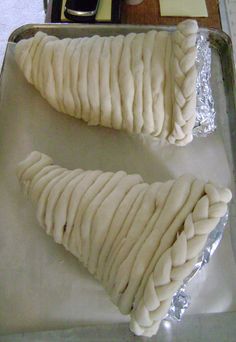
[165,31,223,324]
[194,33,216,136]
[167,213,229,321]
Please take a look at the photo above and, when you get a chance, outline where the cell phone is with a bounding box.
[64,0,100,21]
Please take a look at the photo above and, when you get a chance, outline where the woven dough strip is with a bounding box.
[17,152,231,337]
[15,20,198,146]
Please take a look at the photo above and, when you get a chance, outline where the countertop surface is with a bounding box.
[0,1,236,341]
[121,0,221,28]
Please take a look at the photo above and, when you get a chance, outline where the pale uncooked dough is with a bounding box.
[15,20,198,146]
[16,151,232,337]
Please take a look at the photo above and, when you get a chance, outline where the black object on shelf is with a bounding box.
[64,0,100,22]
[51,0,122,23]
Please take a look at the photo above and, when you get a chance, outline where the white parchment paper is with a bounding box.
[0,45,236,334]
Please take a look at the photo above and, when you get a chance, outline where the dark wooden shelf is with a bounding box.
[121,0,221,29]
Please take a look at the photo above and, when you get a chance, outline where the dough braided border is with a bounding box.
[130,183,231,336]
[16,151,231,338]
[168,20,198,146]
[15,21,198,146]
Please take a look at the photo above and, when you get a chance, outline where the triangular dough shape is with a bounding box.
[15,20,198,146]
[16,151,232,337]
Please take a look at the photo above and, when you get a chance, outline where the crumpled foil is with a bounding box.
[167,213,229,321]
[167,35,223,321]
[193,33,216,136]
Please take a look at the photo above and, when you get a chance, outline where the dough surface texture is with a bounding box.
[17,151,231,337]
[15,20,198,146]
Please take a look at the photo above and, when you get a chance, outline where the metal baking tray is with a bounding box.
[6,22,236,256]
[1,24,236,341]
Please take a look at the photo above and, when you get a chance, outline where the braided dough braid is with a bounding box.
[17,151,231,337]
[15,20,198,146]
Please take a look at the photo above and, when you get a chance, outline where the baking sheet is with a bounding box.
[0,33,236,335]
[2,313,236,342]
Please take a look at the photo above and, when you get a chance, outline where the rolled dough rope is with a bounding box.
[62,171,94,250]
[69,37,90,119]
[71,172,114,257]
[151,32,168,136]
[102,186,148,287]
[78,36,98,123]
[99,37,112,128]
[52,39,71,114]
[79,171,126,265]
[108,181,176,305]
[70,38,83,118]
[110,35,124,130]
[109,210,160,305]
[142,30,156,134]
[45,169,82,237]
[62,39,79,116]
[37,170,69,231]
[129,184,231,336]
[15,20,198,146]
[41,40,61,111]
[168,20,198,146]
[27,164,57,197]
[53,169,84,243]
[31,166,67,203]
[160,34,174,140]
[106,183,162,293]
[33,34,54,98]
[131,32,145,133]
[67,169,104,258]
[15,32,50,84]
[97,183,147,281]
[112,175,196,313]
[17,151,231,337]
[87,36,103,125]
[17,151,43,183]
[88,174,143,275]
[119,33,136,133]
[132,178,205,310]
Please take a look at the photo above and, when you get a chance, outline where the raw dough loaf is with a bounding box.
[15,20,198,146]
[17,151,232,337]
